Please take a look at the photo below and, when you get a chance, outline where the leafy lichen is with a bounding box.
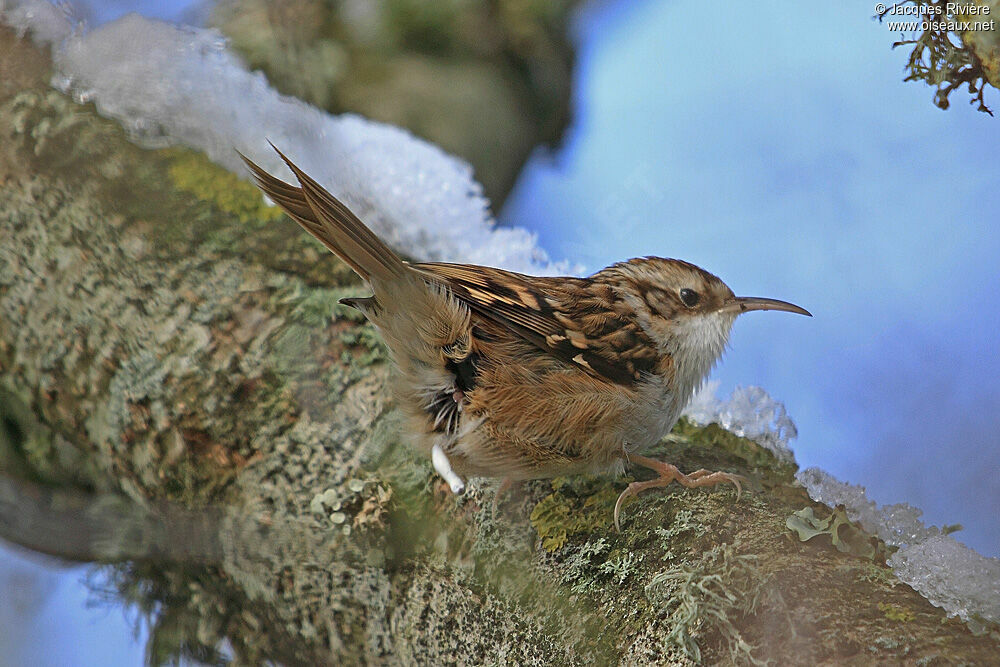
[786,505,889,561]
[654,508,707,561]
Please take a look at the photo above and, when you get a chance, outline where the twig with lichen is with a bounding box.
[877,0,997,115]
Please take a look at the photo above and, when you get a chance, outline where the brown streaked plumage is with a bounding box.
[240,143,811,530]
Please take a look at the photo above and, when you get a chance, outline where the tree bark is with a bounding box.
[1,28,997,665]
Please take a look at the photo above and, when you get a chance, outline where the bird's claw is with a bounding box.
[612,458,746,532]
[614,484,639,532]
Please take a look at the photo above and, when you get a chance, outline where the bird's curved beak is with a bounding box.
[722,296,812,317]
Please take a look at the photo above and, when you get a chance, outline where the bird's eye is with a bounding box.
[679,288,700,308]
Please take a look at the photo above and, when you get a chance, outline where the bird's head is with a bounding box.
[600,257,810,386]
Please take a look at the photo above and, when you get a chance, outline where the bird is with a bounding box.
[239,143,811,531]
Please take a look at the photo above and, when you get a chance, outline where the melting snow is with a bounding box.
[683,381,797,463]
[1,0,566,274]
[798,467,1000,631]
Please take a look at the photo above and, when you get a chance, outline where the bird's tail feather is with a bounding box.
[238,143,407,285]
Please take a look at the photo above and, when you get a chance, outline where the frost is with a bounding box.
[687,386,1000,631]
[0,2,567,275]
[682,381,797,463]
[798,467,1000,631]
[0,0,74,46]
[794,467,942,547]
[890,537,1000,632]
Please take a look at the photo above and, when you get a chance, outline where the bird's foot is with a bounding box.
[613,454,744,532]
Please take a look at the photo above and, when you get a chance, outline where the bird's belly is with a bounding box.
[452,370,679,480]
[621,377,683,452]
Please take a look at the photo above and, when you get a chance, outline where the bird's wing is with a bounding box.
[413,262,659,387]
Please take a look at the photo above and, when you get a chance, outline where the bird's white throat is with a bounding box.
[668,311,737,404]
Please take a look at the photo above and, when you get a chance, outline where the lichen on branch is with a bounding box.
[878,0,1000,114]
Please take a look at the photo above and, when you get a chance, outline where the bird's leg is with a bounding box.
[491,477,517,519]
[614,454,744,532]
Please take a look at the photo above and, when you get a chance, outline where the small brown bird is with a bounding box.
[241,144,810,530]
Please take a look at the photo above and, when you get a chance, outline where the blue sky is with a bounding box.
[67,0,207,24]
[502,0,1000,555]
[0,549,144,665]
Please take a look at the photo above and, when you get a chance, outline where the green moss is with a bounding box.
[671,418,796,483]
[855,561,902,588]
[165,148,284,225]
[529,476,618,552]
[385,0,461,53]
[529,493,570,552]
[879,602,916,623]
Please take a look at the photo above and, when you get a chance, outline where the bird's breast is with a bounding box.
[621,373,686,452]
